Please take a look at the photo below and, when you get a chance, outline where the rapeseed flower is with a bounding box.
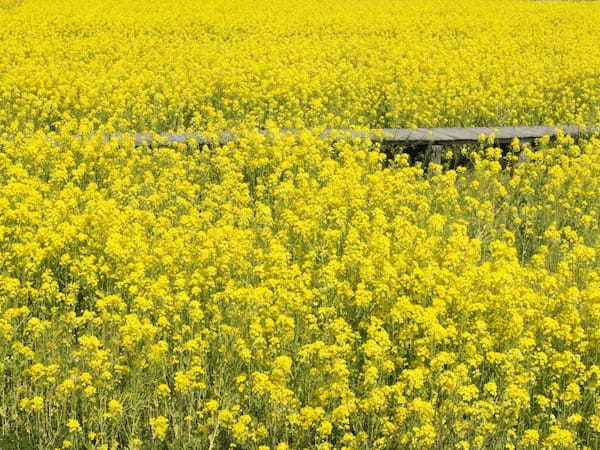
[1,1,600,448]
[149,416,169,440]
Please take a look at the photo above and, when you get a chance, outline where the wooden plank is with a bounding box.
[123,125,595,147]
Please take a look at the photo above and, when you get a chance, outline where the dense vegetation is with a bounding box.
[1,0,600,448]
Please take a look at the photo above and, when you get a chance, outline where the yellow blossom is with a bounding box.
[149,416,169,440]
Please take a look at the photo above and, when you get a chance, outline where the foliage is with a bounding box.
[2,0,600,449]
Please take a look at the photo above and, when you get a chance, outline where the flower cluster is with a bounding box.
[2,127,600,448]
[2,0,600,449]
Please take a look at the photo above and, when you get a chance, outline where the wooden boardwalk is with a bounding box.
[128,125,594,147]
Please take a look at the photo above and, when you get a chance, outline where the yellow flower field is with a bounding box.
[1,0,600,134]
[1,0,600,449]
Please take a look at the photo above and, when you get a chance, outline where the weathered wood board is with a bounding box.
[127,125,595,147]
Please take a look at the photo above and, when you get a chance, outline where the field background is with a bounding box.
[1,1,600,449]
[1,0,600,134]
